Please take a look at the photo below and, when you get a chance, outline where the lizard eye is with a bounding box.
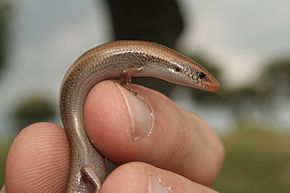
[174,66,182,72]
[197,71,206,79]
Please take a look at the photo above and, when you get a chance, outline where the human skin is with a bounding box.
[4,81,224,193]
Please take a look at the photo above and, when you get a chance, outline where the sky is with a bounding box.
[179,0,290,85]
[1,0,290,137]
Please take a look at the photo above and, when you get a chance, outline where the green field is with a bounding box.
[1,128,290,192]
[215,128,290,193]
[0,140,10,188]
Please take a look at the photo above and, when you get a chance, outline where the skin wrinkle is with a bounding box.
[187,114,224,185]
[179,112,204,162]
[148,93,187,172]
[166,109,196,179]
[180,113,218,186]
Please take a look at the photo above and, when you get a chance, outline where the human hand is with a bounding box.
[3,81,224,193]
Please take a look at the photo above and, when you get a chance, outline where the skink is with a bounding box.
[60,40,219,193]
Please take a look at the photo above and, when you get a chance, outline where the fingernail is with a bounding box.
[149,175,172,193]
[117,84,153,141]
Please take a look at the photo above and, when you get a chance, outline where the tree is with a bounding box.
[220,57,290,126]
[258,57,290,98]
[11,96,56,132]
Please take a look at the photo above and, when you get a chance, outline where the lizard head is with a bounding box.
[160,56,220,92]
[174,61,219,92]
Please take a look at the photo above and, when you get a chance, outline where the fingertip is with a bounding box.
[100,162,218,193]
[6,122,70,193]
[100,162,148,193]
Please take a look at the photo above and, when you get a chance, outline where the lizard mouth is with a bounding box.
[205,80,220,92]
[204,75,220,92]
[197,71,220,92]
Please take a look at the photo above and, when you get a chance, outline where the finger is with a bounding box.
[85,80,224,186]
[100,162,218,193]
[5,123,69,193]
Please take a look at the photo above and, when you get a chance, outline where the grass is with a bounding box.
[1,127,290,192]
[215,127,290,193]
[0,140,11,188]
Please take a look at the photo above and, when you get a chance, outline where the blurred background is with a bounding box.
[0,0,290,192]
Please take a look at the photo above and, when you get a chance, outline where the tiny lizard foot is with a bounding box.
[81,166,102,192]
[119,66,144,95]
